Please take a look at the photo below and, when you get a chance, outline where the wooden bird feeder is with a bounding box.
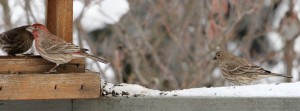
[0,0,101,100]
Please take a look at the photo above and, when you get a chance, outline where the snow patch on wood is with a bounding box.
[102,81,300,97]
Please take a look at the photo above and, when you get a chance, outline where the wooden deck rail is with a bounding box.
[0,97,299,111]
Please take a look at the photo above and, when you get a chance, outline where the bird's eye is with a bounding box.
[34,26,37,29]
[217,54,220,57]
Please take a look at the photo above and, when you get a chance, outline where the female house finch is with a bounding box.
[0,25,34,55]
[26,23,109,73]
[213,51,292,85]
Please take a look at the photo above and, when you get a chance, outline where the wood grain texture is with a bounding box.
[46,0,73,42]
[0,56,85,74]
[0,72,100,100]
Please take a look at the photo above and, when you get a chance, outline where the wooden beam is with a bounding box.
[0,56,85,74]
[0,73,100,100]
[46,0,73,42]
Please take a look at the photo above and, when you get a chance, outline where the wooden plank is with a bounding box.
[0,73,100,100]
[0,56,85,74]
[46,0,73,42]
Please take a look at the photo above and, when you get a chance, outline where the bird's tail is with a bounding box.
[272,73,293,78]
[76,52,109,64]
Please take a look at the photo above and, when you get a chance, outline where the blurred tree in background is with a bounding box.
[0,0,299,90]
[100,0,299,89]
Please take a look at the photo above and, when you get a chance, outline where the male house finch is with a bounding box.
[0,25,34,55]
[26,23,109,73]
[213,51,292,85]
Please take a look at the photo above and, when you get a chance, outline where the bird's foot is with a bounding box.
[13,72,23,74]
[45,70,57,74]
[46,64,60,74]
[8,70,23,74]
[22,53,34,56]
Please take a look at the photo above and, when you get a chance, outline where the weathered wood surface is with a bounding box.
[0,73,100,100]
[0,97,299,111]
[46,0,73,42]
[0,56,85,74]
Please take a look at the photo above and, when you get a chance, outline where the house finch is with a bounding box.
[213,51,292,85]
[26,23,109,73]
[0,25,34,55]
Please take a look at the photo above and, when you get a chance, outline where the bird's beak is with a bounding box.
[26,26,34,32]
[213,57,217,60]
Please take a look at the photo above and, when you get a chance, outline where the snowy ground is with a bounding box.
[102,81,300,97]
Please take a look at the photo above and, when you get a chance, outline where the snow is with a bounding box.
[102,81,161,97]
[102,81,300,97]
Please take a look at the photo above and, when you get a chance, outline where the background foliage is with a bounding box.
[0,0,299,90]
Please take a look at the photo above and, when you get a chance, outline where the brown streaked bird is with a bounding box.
[213,51,292,85]
[26,23,109,73]
[0,25,34,55]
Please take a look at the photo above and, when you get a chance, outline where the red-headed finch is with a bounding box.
[0,25,34,55]
[26,23,109,73]
[213,51,292,85]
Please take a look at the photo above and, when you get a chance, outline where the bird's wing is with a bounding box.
[44,43,81,53]
[226,62,270,75]
[224,62,245,74]
[0,32,16,43]
[60,43,82,53]
[40,34,65,53]
[41,34,81,53]
[44,43,68,53]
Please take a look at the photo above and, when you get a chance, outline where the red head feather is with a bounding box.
[26,23,50,39]
[31,24,49,32]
